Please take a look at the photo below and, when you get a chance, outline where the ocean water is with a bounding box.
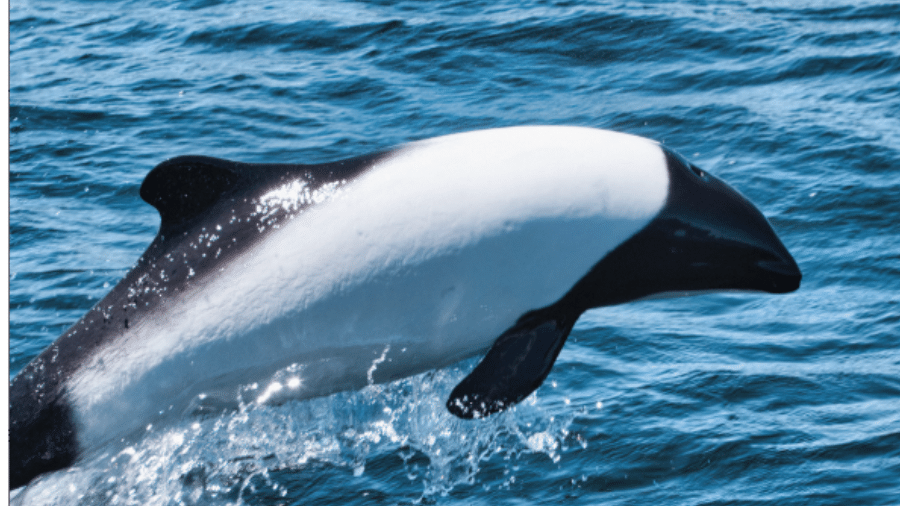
[8,0,900,504]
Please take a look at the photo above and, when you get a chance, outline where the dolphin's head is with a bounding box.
[565,147,801,310]
[645,148,801,294]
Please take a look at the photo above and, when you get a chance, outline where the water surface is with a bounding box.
[9,0,900,504]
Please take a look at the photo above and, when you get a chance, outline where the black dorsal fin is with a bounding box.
[140,151,394,233]
[140,156,242,231]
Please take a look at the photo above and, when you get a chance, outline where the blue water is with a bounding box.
[9,0,900,504]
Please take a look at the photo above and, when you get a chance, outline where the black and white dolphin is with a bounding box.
[9,126,801,488]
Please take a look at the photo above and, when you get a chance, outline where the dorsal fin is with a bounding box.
[140,156,242,231]
[139,151,393,234]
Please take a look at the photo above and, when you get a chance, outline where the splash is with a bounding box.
[12,363,578,506]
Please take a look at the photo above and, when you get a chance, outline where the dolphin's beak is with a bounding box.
[754,236,802,294]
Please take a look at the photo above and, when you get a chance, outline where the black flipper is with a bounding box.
[446,309,576,419]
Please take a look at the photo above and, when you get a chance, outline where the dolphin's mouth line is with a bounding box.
[757,259,802,277]
[755,257,802,294]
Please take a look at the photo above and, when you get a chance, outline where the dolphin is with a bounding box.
[9,126,801,488]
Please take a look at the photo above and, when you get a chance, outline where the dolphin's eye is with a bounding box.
[690,164,709,180]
